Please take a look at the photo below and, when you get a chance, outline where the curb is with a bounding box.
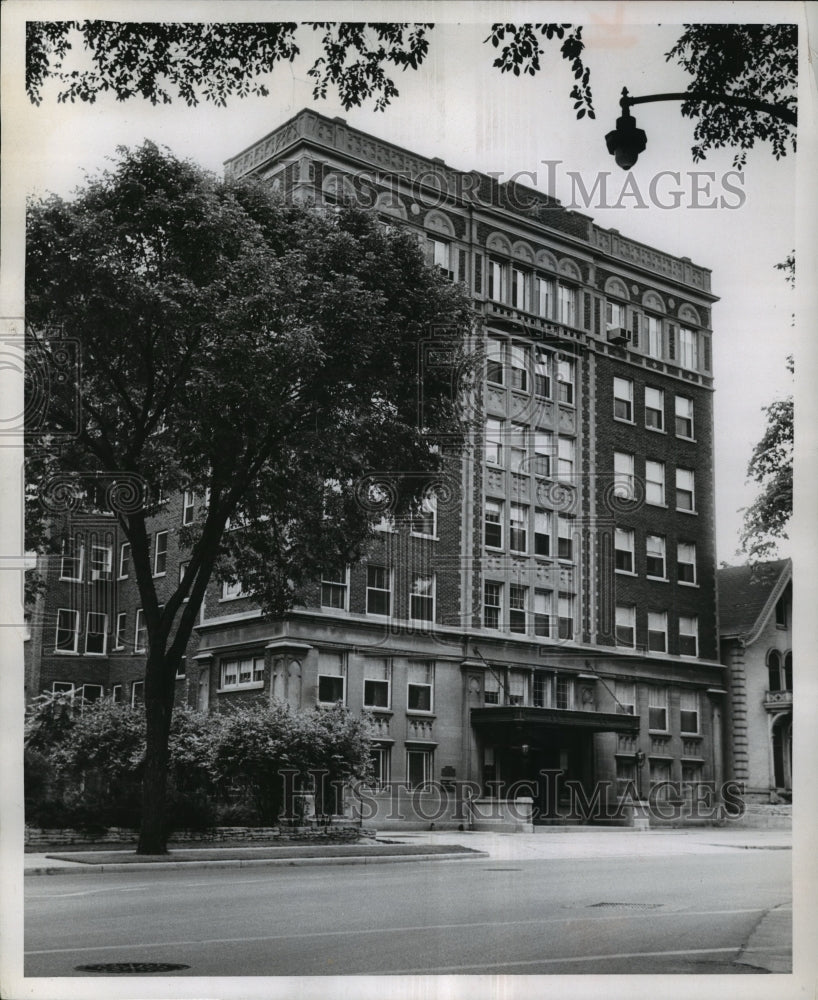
[734,903,792,974]
[25,850,489,876]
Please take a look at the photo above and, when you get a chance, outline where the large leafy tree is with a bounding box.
[26,143,473,853]
[26,21,796,166]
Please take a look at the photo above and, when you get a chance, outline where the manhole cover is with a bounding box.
[75,962,190,974]
[588,902,662,909]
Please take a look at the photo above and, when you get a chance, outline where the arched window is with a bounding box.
[767,650,782,691]
[784,652,792,691]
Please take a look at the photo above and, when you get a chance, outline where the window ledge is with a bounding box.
[646,576,669,583]
[54,649,79,656]
[676,508,698,516]
[645,426,666,434]
[615,569,637,577]
[646,501,668,509]
[364,707,393,716]
[406,711,436,719]
[410,534,439,541]
[677,581,699,588]
[613,416,635,426]
[676,435,697,443]
[217,682,265,694]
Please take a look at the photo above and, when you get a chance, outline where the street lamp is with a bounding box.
[605,86,797,170]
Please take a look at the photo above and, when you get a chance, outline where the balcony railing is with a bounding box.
[764,689,793,711]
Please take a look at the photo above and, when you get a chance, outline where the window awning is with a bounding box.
[471,705,640,736]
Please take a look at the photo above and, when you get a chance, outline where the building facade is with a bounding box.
[28,110,726,825]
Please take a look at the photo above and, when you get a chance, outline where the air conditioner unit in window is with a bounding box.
[607,327,632,346]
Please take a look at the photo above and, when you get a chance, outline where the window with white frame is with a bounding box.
[679,615,699,657]
[221,578,246,601]
[534,508,551,556]
[615,604,636,647]
[646,534,666,579]
[89,544,112,581]
[615,527,634,573]
[369,745,391,788]
[112,684,123,703]
[558,593,574,639]
[429,237,452,277]
[679,327,699,370]
[536,277,554,319]
[363,659,391,709]
[131,680,145,707]
[85,612,107,655]
[82,683,104,703]
[134,609,147,653]
[366,565,391,617]
[614,451,635,498]
[675,396,694,438]
[646,460,666,505]
[558,436,575,479]
[558,284,576,326]
[613,377,633,421]
[615,680,636,715]
[118,541,131,579]
[407,661,434,712]
[484,581,502,629]
[533,428,552,477]
[317,650,346,704]
[321,566,349,610]
[55,608,79,653]
[488,259,504,302]
[534,589,552,636]
[486,338,504,384]
[676,468,695,511]
[509,423,528,474]
[645,386,664,430]
[648,611,668,653]
[410,573,435,622]
[153,531,168,576]
[509,503,527,553]
[52,681,75,698]
[606,300,626,331]
[645,314,662,357]
[557,516,574,560]
[484,670,501,705]
[220,655,265,690]
[680,689,699,733]
[534,349,551,397]
[183,490,195,525]
[485,499,503,549]
[509,343,528,390]
[648,687,668,731]
[485,417,503,465]
[677,542,697,584]
[555,674,574,709]
[556,356,575,404]
[59,539,83,581]
[509,583,527,633]
[114,611,127,650]
[511,268,528,311]
[533,670,548,708]
[507,670,527,706]
[411,494,437,536]
[406,747,433,788]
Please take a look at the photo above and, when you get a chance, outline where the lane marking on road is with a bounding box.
[25,906,768,956]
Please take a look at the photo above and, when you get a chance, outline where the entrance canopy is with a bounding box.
[471,706,640,745]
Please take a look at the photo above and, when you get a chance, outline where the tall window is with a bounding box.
[534,508,551,556]
[536,277,554,319]
[555,674,574,709]
[677,542,697,584]
[648,611,668,653]
[534,589,552,636]
[410,574,435,622]
[407,662,433,712]
[533,671,548,707]
[321,567,349,610]
[615,528,634,573]
[616,605,636,647]
[676,468,695,511]
[680,690,699,733]
[679,615,698,657]
[646,315,662,358]
[55,608,79,653]
[645,386,664,430]
[411,494,437,536]
[646,535,666,579]
[511,268,528,310]
[606,300,626,331]
[366,565,391,616]
[557,516,573,560]
[558,284,576,326]
[509,344,528,391]
[486,338,504,384]
[646,460,665,505]
[556,357,575,404]
[484,581,502,629]
[533,351,551,402]
[183,490,195,525]
[614,451,635,498]
[613,377,633,421]
[675,396,694,438]
[363,659,390,709]
[134,609,147,653]
[679,327,699,370]
[558,436,575,479]
[131,680,145,707]
[114,611,127,650]
[509,504,527,553]
[509,423,528,474]
[488,259,504,302]
[154,531,168,576]
[485,500,503,548]
[485,417,503,465]
[90,544,112,581]
[558,593,574,639]
[767,650,783,691]
[533,429,552,476]
[59,540,83,581]
[615,680,636,715]
[484,670,501,705]
[369,746,391,788]
[118,541,131,579]
[406,748,433,788]
[509,584,527,633]
[85,612,107,655]
[429,237,451,277]
[648,687,668,731]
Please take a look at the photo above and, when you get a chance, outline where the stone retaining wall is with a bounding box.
[25,823,366,848]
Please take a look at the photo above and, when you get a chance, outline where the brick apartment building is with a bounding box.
[27,110,726,825]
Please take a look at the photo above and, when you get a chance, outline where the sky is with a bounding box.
[2,2,808,566]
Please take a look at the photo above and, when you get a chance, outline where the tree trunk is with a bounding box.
[136,653,175,854]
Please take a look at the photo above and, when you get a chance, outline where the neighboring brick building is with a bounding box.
[28,110,726,824]
[719,559,792,802]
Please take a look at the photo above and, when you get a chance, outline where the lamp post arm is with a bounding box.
[620,88,796,126]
